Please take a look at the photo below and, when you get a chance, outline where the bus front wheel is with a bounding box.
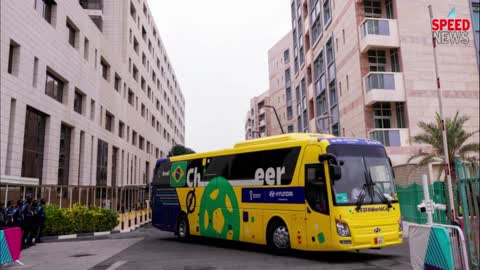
[177,214,190,242]
[267,219,290,253]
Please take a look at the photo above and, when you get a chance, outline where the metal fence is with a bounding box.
[454,159,479,270]
[0,183,149,213]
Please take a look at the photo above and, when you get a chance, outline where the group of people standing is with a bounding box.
[0,197,46,249]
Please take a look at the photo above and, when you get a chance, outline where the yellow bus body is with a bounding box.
[160,133,403,251]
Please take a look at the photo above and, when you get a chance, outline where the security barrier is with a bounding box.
[409,223,470,270]
[114,208,152,233]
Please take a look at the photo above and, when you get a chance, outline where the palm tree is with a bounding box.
[408,112,479,181]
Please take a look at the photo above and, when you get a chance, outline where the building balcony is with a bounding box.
[368,128,409,147]
[80,0,103,10]
[358,18,399,53]
[363,72,405,105]
[258,107,265,115]
[259,120,266,127]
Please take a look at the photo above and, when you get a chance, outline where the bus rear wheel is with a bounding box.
[177,214,190,242]
[267,219,290,253]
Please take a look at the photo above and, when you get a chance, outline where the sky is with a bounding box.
[148,0,291,153]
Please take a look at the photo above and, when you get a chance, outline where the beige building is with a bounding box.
[246,0,479,167]
[0,0,185,188]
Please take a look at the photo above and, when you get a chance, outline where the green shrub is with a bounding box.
[43,204,119,236]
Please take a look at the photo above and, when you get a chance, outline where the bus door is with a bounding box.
[303,145,331,250]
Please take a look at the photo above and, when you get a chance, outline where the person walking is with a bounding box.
[34,199,46,243]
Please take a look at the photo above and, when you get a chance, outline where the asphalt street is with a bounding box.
[3,225,412,270]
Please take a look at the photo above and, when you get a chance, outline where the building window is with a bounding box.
[385,0,394,19]
[364,0,382,18]
[84,38,89,60]
[100,57,110,81]
[96,139,108,187]
[130,1,136,19]
[114,73,121,91]
[141,103,146,117]
[368,50,387,71]
[33,57,39,86]
[90,99,95,120]
[8,40,20,76]
[390,48,400,72]
[45,70,65,103]
[396,103,405,128]
[66,18,78,48]
[74,89,85,114]
[141,77,146,90]
[133,37,139,54]
[323,0,331,26]
[285,68,291,86]
[373,103,392,128]
[128,89,134,106]
[21,106,47,184]
[132,130,137,146]
[58,124,72,186]
[118,121,125,138]
[132,65,138,81]
[105,111,114,132]
[142,26,147,41]
[284,49,290,63]
[139,136,145,150]
[35,0,56,24]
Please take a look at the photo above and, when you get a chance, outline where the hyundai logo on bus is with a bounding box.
[242,187,304,204]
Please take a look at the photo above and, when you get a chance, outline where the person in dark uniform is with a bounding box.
[15,200,24,227]
[4,201,15,227]
[20,197,34,248]
[0,205,5,226]
[34,199,46,243]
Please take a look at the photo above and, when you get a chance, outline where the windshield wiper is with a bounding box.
[355,171,370,211]
[367,170,392,209]
[373,183,392,209]
[355,183,368,211]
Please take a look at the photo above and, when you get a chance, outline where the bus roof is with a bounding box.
[234,133,334,148]
[165,133,383,163]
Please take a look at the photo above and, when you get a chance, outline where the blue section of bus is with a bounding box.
[241,187,305,203]
[152,187,180,232]
[322,137,383,146]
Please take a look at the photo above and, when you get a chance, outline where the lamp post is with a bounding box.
[264,105,285,134]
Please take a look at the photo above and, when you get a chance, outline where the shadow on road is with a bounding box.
[160,235,400,265]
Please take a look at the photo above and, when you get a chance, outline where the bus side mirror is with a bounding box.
[319,154,342,181]
[330,164,342,181]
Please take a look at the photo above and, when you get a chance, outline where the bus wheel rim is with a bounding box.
[179,220,186,238]
[273,226,289,249]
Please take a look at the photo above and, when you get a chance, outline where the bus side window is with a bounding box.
[305,164,329,215]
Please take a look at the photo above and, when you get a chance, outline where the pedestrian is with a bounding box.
[15,200,23,227]
[4,201,15,227]
[21,197,34,248]
[0,205,5,227]
[34,199,46,243]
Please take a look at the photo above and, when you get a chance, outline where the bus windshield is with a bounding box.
[327,144,396,206]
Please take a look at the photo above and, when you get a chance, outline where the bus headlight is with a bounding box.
[336,220,351,237]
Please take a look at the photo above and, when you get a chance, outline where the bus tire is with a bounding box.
[177,214,190,242]
[267,218,290,254]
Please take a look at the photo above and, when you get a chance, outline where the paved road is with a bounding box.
[4,225,412,270]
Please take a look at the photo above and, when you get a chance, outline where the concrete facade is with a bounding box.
[1,0,185,187]
[246,0,479,166]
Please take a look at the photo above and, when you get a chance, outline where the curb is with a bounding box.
[41,222,151,242]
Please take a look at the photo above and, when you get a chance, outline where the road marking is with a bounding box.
[58,234,77,240]
[105,260,127,270]
[93,231,111,236]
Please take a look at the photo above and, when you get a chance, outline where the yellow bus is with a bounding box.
[151,133,403,252]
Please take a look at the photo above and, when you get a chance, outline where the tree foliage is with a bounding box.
[408,112,479,179]
[167,145,195,157]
